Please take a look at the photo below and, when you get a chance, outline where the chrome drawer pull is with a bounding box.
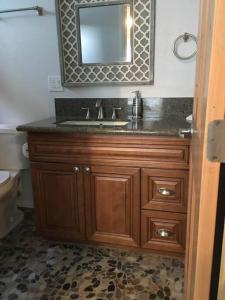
[158,188,175,196]
[156,229,175,238]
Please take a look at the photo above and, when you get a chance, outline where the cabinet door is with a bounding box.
[31,162,85,241]
[142,168,188,213]
[84,165,140,247]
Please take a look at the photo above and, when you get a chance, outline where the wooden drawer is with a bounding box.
[141,210,186,254]
[141,169,188,213]
[28,133,190,169]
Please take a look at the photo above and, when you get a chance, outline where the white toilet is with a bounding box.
[0,124,29,238]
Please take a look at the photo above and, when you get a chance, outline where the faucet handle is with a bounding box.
[81,107,90,119]
[112,107,121,120]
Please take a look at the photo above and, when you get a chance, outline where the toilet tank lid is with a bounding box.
[0,124,19,134]
[0,171,10,186]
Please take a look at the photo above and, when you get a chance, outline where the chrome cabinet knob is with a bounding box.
[84,166,91,173]
[156,229,174,238]
[73,166,80,173]
[158,188,175,196]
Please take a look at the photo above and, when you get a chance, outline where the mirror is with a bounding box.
[56,0,155,86]
[78,3,132,65]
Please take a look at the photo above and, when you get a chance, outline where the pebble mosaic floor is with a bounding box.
[0,209,184,300]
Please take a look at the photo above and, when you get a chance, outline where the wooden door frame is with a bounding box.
[185,0,225,299]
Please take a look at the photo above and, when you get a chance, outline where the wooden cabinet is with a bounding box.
[31,162,140,248]
[28,133,190,255]
[84,165,140,247]
[31,162,85,241]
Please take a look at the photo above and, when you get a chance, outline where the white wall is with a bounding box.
[0,0,199,124]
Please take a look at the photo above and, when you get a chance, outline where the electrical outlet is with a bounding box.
[48,75,64,92]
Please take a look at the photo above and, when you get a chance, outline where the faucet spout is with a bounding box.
[96,99,104,119]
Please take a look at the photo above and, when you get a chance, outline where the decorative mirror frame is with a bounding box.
[56,0,155,86]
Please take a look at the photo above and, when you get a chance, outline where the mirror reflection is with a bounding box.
[78,3,133,64]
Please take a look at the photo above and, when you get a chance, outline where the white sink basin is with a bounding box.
[59,120,129,126]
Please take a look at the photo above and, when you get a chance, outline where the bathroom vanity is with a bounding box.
[18,110,190,256]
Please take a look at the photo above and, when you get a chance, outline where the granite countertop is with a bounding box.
[17,117,191,137]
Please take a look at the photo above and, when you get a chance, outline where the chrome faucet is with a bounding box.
[81,107,90,119]
[96,99,104,119]
[112,107,121,120]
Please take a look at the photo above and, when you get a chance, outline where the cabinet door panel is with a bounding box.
[85,165,140,247]
[95,176,130,235]
[31,162,85,241]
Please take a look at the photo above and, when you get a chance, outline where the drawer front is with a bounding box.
[141,169,188,213]
[28,134,190,169]
[141,210,186,254]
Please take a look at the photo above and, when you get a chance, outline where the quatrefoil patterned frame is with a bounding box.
[56,0,155,86]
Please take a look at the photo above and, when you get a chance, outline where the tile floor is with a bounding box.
[0,209,184,300]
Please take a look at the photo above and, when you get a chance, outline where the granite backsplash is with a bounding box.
[55,97,193,121]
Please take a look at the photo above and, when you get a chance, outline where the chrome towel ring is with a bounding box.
[173,32,197,60]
